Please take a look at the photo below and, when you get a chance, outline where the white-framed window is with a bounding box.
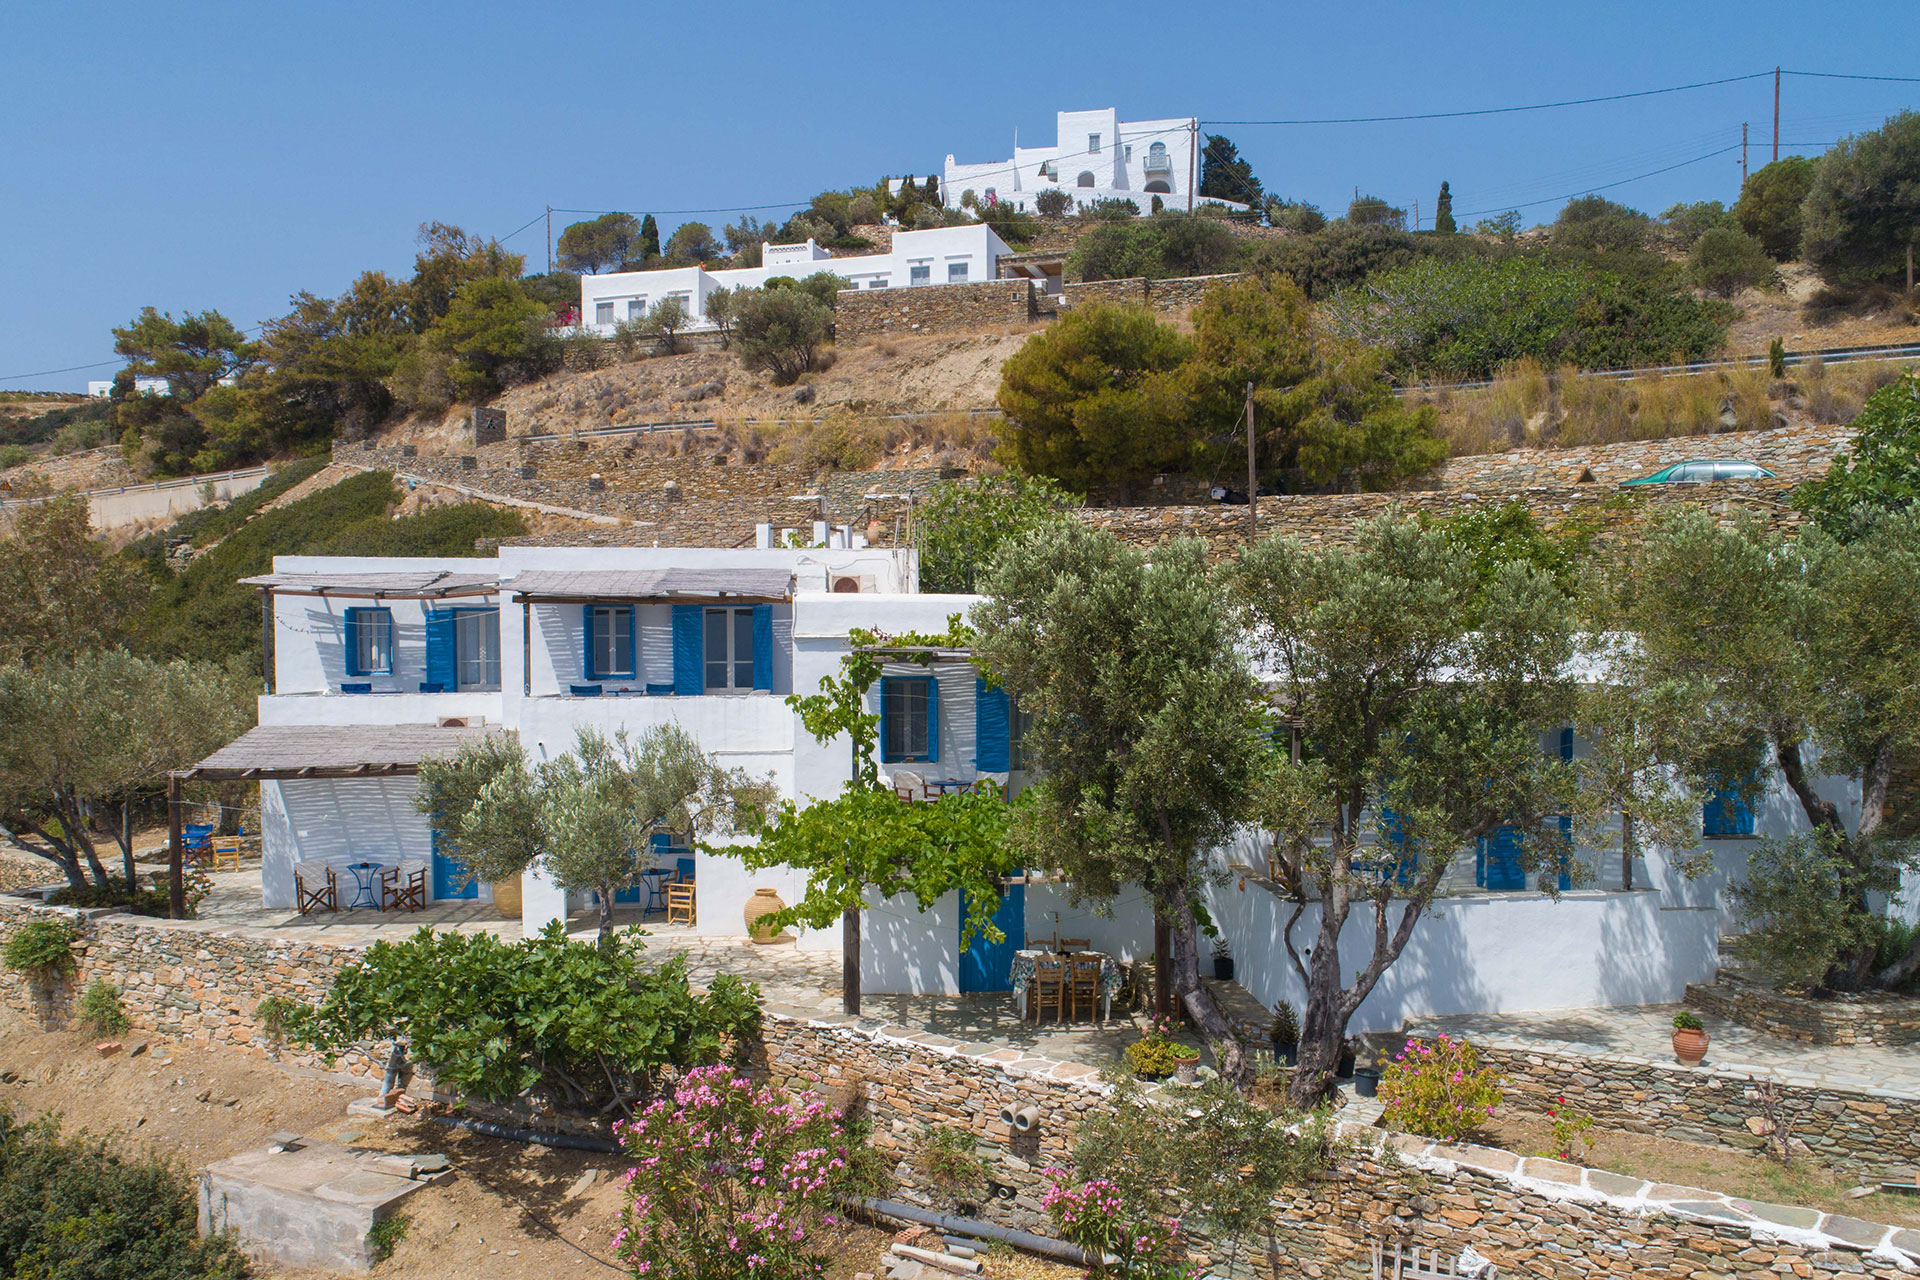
[881,677,933,762]
[348,607,393,676]
[627,298,646,320]
[909,264,931,286]
[703,607,755,691]
[1088,133,1101,153]
[1076,171,1096,188]
[866,279,889,289]
[594,301,614,326]
[456,609,501,689]
[1124,144,1132,162]
[589,606,633,678]
[948,262,968,283]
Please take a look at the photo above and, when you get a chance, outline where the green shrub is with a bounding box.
[1068,212,1239,282]
[1794,373,1920,539]
[253,995,302,1043]
[0,1106,249,1278]
[293,922,760,1114]
[368,1213,408,1261]
[1672,1009,1704,1031]
[1687,228,1775,298]
[0,444,31,470]
[915,473,1080,593]
[1035,188,1072,217]
[79,980,131,1035]
[912,1123,988,1194]
[45,875,174,918]
[734,288,833,385]
[1379,1034,1503,1141]
[1736,156,1817,262]
[1729,832,1900,989]
[3,920,75,979]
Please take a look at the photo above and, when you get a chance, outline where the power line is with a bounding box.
[496,209,550,245]
[1784,69,1920,84]
[0,357,125,381]
[1455,142,1743,218]
[1208,71,1773,126]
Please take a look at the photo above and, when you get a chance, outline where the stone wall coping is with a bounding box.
[1401,1022,1920,1103]
[1341,1122,1920,1267]
[761,1004,1117,1096]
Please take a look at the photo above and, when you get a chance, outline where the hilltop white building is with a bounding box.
[943,108,1238,216]
[575,224,1013,336]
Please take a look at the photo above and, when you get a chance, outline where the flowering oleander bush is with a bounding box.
[1042,1172,1194,1280]
[616,1064,868,1280]
[1378,1034,1503,1142]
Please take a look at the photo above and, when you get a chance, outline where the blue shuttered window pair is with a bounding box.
[423,609,457,692]
[671,604,774,694]
[343,607,393,678]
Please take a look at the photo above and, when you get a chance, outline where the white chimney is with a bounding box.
[755,522,772,549]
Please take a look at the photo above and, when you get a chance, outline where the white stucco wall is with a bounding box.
[259,777,488,910]
[942,109,1211,214]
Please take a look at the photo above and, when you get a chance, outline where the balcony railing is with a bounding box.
[1143,150,1173,174]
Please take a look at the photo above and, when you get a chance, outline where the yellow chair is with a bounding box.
[209,836,242,872]
[665,881,696,925]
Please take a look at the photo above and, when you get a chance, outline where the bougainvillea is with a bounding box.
[1378,1033,1504,1142]
[615,1065,864,1280]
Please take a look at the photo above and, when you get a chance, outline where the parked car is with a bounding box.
[1619,459,1777,486]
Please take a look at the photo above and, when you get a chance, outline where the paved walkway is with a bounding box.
[1414,1003,1920,1098]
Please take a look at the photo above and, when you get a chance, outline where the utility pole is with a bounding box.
[1187,118,1196,213]
[545,205,553,273]
[1244,381,1257,544]
[1742,122,1749,186]
[1772,67,1781,163]
[1412,199,1421,232]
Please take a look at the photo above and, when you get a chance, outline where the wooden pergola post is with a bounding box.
[1153,912,1171,1017]
[166,771,185,919]
[842,907,861,1016]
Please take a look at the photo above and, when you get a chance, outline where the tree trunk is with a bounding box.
[120,800,137,892]
[1166,893,1250,1089]
[596,885,615,946]
[1620,811,1635,892]
[1288,891,1353,1108]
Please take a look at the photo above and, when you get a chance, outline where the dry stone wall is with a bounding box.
[1060,272,1239,314]
[1432,424,1856,489]
[1686,974,1920,1047]
[835,279,1038,341]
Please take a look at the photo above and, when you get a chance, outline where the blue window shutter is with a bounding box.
[672,605,703,695]
[926,674,940,764]
[752,604,773,692]
[1379,807,1414,887]
[583,606,598,680]
[879,680,896,762]
[1557,815,1573,890]
[625,606,637,680]
[974,677,1010,771]
[1484,825,1524,891]
[1559,727,1574,761]
[425,609,457,690]
[343,609,364,677]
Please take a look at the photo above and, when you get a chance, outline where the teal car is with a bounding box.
[1619,459,1777,486]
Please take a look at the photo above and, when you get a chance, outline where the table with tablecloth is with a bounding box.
[1011,949,1121,1022]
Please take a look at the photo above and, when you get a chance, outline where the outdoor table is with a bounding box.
[640,867,673,913]
[926,779,977,797]
[345,861,385,911]
[1010,949,1120,1022]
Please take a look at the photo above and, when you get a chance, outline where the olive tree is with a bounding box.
[973,525,1263,1086]
[1233,517,1579,1106]
[417,725,773,944]
[734,288,833,385]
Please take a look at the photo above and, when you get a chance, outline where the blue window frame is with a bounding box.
[1704,771,1758,837]
[585,605,635,680]
[881,676,937,763]
[343,607,394,677]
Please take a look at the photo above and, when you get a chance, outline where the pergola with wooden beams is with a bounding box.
[162,723,498,918]
[504,567,795,696]
[239,570,501,694]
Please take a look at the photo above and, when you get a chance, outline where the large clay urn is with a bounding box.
[744,887,790,943]
[490,876,522,920]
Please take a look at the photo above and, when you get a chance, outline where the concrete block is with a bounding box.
[199,1141,431,1274]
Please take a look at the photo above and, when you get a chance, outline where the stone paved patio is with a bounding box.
[1413,1003,1920,1098]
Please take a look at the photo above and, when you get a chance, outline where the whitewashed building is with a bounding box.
[199,542,1882,1028]
[575,224,1012,336]
[942,108,1239,216]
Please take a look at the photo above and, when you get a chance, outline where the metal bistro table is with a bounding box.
[344,861,386,911]
[639,867,673,914]
[1011,949,1122,1022]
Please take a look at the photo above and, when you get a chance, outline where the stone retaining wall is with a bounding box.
[1686,974,1920,1046]
[1079,479,1806,560]
[1431,423,1853,490]
[1060,272,1239,314]
[836,279,1038,341]
[1422,1036,1920,1178]
[0,897,386,1078]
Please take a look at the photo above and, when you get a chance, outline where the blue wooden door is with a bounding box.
[1478,826,1525,891]
[431,828,478,900]
[958,878,1024,993]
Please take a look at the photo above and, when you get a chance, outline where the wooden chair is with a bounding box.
[665,880,696,925]
[1057,937,1091,954]
[209,836,242,872]
[1030,955,1067,1024]
[1026,931,1057,952]
[891,770,927,803]
[383,860,427,912]
[1069,954,1104,1023]
[294,862,338,915]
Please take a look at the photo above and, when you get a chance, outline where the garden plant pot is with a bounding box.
[1213,955,1235,981]
[1174,1054,1200,1085]
[744,887,789,943]
[490,876,522,920]
[1338,1048,1358,1078]
[1672,1027,1709,1065]
[1354,1067,1381,1098]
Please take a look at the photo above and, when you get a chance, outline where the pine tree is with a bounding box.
[639,214,661,261]
[1434,182,1456,235]
[1199,134,1264,208]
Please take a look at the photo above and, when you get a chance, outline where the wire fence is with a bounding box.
[1396,341,1920,395]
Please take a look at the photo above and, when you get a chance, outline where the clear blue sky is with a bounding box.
[3,0,1915,391]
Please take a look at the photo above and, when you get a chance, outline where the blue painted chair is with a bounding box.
[676,856,696,884]
[570,684,603,698]
[646,682,675,697]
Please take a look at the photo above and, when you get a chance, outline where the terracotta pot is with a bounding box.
[744,887,789,943]
[1672,1027,1709,1065]
[1173,1053,1200,1086]
[490,877,522,919]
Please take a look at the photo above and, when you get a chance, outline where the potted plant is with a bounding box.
[1170,1041,1202,1085]
[1123,1013,1181,1080]
[1671,1010,1709,1065]
[1269,1002,1300,1067]
[1210,937,1234,982]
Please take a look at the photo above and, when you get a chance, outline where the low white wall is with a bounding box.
[257,691,501,727]
[0,466,270,532]
[863,888,962,996]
